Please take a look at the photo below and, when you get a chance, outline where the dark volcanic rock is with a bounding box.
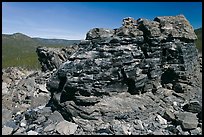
[175,112,199,130]
[182,101,202,113]
[86,28,115,40]
[154,15,197,40]
[46,15,201,130]
[36,46,78,72]
[2,15,202,135]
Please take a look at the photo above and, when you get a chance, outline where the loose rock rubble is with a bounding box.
[2,15,202,135]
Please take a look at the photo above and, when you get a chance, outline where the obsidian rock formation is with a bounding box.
[46,15,200,123]
[36,45,79,72]
[2,15,202,135]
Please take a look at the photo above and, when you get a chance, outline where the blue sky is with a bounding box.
[2,2,202,40]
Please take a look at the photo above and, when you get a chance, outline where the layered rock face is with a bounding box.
[48,15,199,103]
[3,15,201,135]
[36,45,79,72]
[44,15,201,134]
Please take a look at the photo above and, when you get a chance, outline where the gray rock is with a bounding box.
[23,78,36,92]
[2,126,13,135]
[56,120,78,135]
[110,120,124,135]
[173,83,188,93]
[175,112,198,130]
[36,127,44,134]
[121,124,132,135]
[48,111,64,123]
[38,107,52,117]
[5,120,18,130]
[197,111,202,122]
[13,127,26,135]
[152,129,164,135]
[182,120,198,131]
[163,89,173,97]
[33,115,46,125]
[30,94,50,108]
[165,125,179,134]
[163,110,175,121]
[24,109,38,125]
[27,130,38,135]
[36,46,78,72]
[122,17,137,28]
[27,124,36,131]
[74,95,100,106]
[96,123,113,135]
[44,124,56,132]
[155,115,167,125]
[2,109,13,126]
[190,127,202,135]
[134,120,144,130]
[182,101,202,113]
[154,14,197,40]
[38,84,49,93]
[20,120,27,127]
[2,82,8,94]
[115,26,143,38]
[33,15,201,135]
[86,28,114,40]
[138,19,161,37]
[176,125,190,135]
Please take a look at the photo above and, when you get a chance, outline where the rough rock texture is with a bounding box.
[199,54,202,72]
[2,67,80,135]
[36,45,79,72]
[44,15,201,135]
[2,67,53,134]
[175,112,199,130]
[2,15,202,135]
[56,120,78,135]
[2,67,53,111]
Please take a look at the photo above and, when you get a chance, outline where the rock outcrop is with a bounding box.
[44,15,201,134]
[36,45,79,72]
[2,67,80,135]
[2,15,202,135]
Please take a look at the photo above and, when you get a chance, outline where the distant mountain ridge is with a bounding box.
[3,33,31,39]
[2,32,81,69]
[2,33,81,47]
[33,37,80,46]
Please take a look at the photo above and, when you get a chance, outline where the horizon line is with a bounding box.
[2,26,202,40]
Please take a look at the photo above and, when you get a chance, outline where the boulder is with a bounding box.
[175,112,198,130]
[46,15,200,123]
[55,120,78,135]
